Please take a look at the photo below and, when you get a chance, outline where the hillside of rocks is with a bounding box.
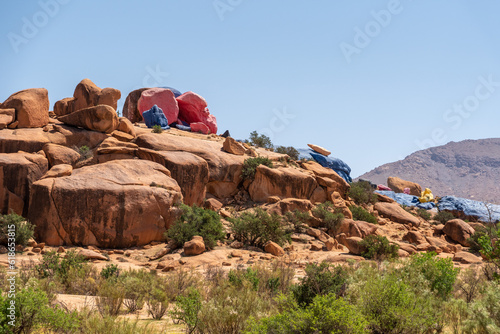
[358,138,500,205]
[0,79,486,272]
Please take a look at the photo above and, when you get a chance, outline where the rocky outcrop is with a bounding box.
[42,143,80,167]
[53,79,121,116]
[387,177,422,196]
[136,148,209,206]
[336,219,378,238]
[122,88,149,123]
[374,202,420,227]
[248,165,318,202]
[300,160,350,198]
[117,117,136,137]
[0,152,48,216]
[443,219,475,246]
[59,105,119,133]
[1,88,49,128]
[41,164,72,179]
[28,160,183,248]
[0,109,15,129]
[337,234,366,255]
[134,133,284,198]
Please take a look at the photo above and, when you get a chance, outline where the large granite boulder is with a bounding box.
[28,160,183,248]
[53,79,121,116]
[1,88,49,128]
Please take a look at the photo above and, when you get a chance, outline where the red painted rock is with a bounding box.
[176,91,217,134]
[190,122,209,134]
[138,88,179,125]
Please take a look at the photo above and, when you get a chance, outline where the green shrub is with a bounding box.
[348,180,377,205]
[166,204,225,249]
[0,213,35,247]
[75,145,93,161]
[434,211,455,224]
[77,308,152,333]
[95,279,125,316]
[0,286,79,333]
[359,235,399,261]
[416,208,432,220]
[151,124,163,133]
[248,131,273,149]
[403,252,459,299]
[246,293,369,334]
[274,146,299,160]
[311,202,344,233]
[170,288,202,334]
[292,262,348,307]
[468,224,488,254]
[121,272,148,313]
[351,269,439,334]
[283,209,310,234]
[36,250,88,289]
[197,282,273,334]
[462,282,500,332]
[241,157,274,180]
[349,205,377,224]
[229,208,292,248]
[100,264,120,280]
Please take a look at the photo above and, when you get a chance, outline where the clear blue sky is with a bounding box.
[1,1,500,177]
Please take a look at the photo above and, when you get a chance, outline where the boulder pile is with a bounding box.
[0,79,487,271]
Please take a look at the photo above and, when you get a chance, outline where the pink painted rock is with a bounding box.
[138,88,179,125]
[176,91,217,134]
[190,122,209,134]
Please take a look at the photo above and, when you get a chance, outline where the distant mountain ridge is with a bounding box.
[358,138,500,205]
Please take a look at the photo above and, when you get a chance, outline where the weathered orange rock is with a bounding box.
[307,144,331,156]
[54,79,121,116]
[0,108,15,129]
[1,88,49,128]
[28,160,183,248]
[41,164,73,180]
[453,251,482,264]
[222,137,246,155]
[337,219,378,238]
[78,249,109,261]
[0,152,48,216]
[136,148,209,206]
[443,219,475,246]
[387,176,422,196]
[184,236,205,256]
[402,231,427,245]
[59,105,119,134]
[336,234,366,255]
[374,202,420,227]
[264,241,285,256]
[117,117,136,137]
[122,88,150,123]
[249,165,318,202]
[42,143,80,167]
[300,160,350,198]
